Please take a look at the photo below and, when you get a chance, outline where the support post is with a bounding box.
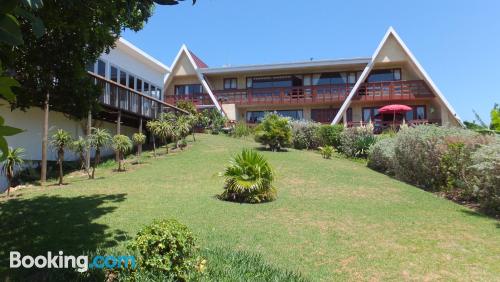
[138,118,143,156]
[41,92,49,183]
[116,110,121,162]
[85,110,92,172]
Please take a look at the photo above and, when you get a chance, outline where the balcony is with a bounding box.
[165,93,213,106]
[210,80,433,105]
[89,72,183,119]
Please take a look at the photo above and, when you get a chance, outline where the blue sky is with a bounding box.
[123,0,500,122]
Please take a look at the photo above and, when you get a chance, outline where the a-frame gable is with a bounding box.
[332,27,462,126]
[164,45,223,114]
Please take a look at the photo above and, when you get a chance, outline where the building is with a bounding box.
[163,27,462,128]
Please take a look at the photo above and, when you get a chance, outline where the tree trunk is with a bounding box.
[58,149,64,185]
[85,110,92,172]
[152,136,156,158]
[116,110,121,162]
[118,152,123,171]
[138,118,143,156]
[91,149,100,179]
[192,128,196,142]
[165,139,169,154]
[41,92,49,183]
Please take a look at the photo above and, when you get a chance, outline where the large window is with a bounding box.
[246,110,303,123]
[367,69,401,82]
[119,70,127,86]
[224,78,237,89]
[110,66,118,82]
[362,107,380,122]
[405,105,426,120]
[175,84,203,95]
[312,108,352,123]
[247,75,303,89]
[314,72,357,85]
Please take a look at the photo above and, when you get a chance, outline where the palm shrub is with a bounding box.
[112,135,133,172]
[70,136,88,171]
[202,108,226,134]
[318,145,335,159]
[254,113,292,152]
[50,129,72,185]
[291,120,321,150]
[339,126,376,158]
[132,132,146,158]
[318,124,344,148]
[1,148,25,196]
[219,149,277,203]
[88,127,111,179]
[129,219,199,281]
[176,115,192,149]
[157,120,174,154]
[146,120,160,157]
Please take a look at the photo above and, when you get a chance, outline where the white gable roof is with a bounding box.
[332,27,463,126]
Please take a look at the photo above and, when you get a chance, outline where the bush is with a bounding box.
[318,145,335,159]
[318,124,344,148]
[219,149,277,203]
[129,219,198,280]
[393,125,490,191]
[112,135,133,171]
[230,121,253,138]
[254,113,292,151]
[469,142,500,216]
[339,126,376,158]
[291,120,321,150]
[201,108,227,134]
[368,137,396,174]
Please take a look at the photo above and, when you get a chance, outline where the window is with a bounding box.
[175,84,203,95]
[276,110,303,120]
[224,78,237,89]
[97,60,106,77]
[128,75,135,89]
[405,105,426,121]
[311,108,339,123]
[119,70,127,86]
[246,111,266,123]
[248,76,294,88]
[144,82,150,96]
[110,66,118,82]
[136,78,143,92]
[362,107,380,122]
[367,69,401,82]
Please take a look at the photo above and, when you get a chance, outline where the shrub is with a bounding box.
[230,121,253,138]
[318,145,335,159]
[393,125,490,191]
[368,137,396,174]
[469,142,500,216]
[318,124,344,148]
[70,136,88,170]
[219,149,277,203]
[1,147,25,196]
[339,126,376,158]
[88,127,111,179]
[254,113,292,151]
[291,120,321,150]
[129,219,198,280]
[112,135,133,171]
[201,108,227,134]
[132,132,146,159]
[50,129,72,185]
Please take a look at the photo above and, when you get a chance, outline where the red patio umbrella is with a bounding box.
[378,104,412,127]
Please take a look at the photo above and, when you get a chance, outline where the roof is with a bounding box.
[188,50,209,68]
[199,58,371,74]
[117,37,170,72]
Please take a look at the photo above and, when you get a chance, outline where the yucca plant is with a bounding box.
[318,145,335,159]
[132,132,146,158]
[146,120,160,157]
[157,120,174,154]
[219,149,277,203]
[70,136,88,170]
[176,115,192,146]
[112,134,133,171]
[50,129,72,185]
[88,127,111,179]
[1,148,25,196]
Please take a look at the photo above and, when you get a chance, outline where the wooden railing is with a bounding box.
[165,93,213,106]
[202,80,432,105]
[88,72,187,118]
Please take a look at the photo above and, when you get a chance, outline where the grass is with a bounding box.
[1,134,499,281]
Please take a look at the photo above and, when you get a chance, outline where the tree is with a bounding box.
[176,101,198,141]
[4,0,195,182]
[146,120,160,157]
[1,147,25,196]
[112,134,132,171]
[175,115,192,149]
[157,120,175,154]
[254,113,292,151]
[132,132,146,159]
[70,136,88,171]
[88,127,111,179]
[50,129,72,185]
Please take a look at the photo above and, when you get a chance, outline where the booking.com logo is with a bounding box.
[10,251,136,273]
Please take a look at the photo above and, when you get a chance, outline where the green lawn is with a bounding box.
[1,134,499,281]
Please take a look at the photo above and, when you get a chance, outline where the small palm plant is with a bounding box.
[176,115,192,149]
[112,134,133,171]
[50,129,72,185]
[319,145,335,159]
[88,127,111,179]
[132,132,146,159]
[71,136,88,170]
[157,120,174,154]
[219,149,277,203]
[146,120,159,157]
[1,147,25,196]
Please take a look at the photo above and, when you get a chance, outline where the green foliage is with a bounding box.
[254,113,292,152]
[318,124,344,148]
[490,103,500,131]
[70,136,88,170]
[132,132,146,145]
[291,120,321,150]
[219,149,277,203]
[89,128,111,152]
[339,126,376,158]
[1,147,25,195]
[201,108,226,134]
[0,116,24,160]
[50,129,72,151]
[129,219,198,281]
[368,137,396,174]
[469,143,500,216]
[230,121,253,138]
[112,134,132,171]
[318,145,335,159]
[175,100,197,115]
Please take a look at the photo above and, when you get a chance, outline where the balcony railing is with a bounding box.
[165,93,213,106]
[206,80,433,105]
[89,72,186,119]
